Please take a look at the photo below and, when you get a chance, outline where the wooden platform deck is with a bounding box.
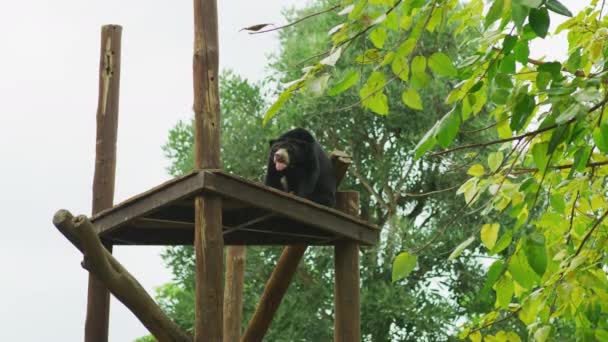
[90,170,379,246]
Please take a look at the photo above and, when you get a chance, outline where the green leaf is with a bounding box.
[538,61,561,80]
[593,123,608,152]
[356,49,382,64]
[481,223,500,250]
[529,7,550,38]
[488,151,504,172]
[360,71,388,115]
[490,230,512,255]
[508,248,540,289]
[414,126,437,159]
[546,0,573,17]
[467,164,485,177]
[514,0,542,8]
[550,194,565,213]
[548,124,569,153]
[532,142,549,173]
[569,146,592,177]
[370,27,387,49]
[485,0,505,28]
[514,40,530,64]
[448,236,475,260]
[348,0,367,20]
[263,85,296,125]
[512,3,529,30]
[435,106,461,148]
[511,94,535,131]
[480,260,505,297]
[392,252,418,282]
[391,56,410,81]
[502,35,518,54]
[495,73,513,88]
[328,70,360,96]
[495,275,514,309]
[536,72,551,90]
[402,88,423,110]
[411,56,427,74]
[428,52,457,77]
[534,326,551,342]
[524,233,547,276]
[499,54,516,74]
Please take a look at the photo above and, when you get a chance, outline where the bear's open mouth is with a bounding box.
[274,150,289,171]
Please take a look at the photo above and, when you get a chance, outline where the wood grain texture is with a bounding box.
[224,246,246,342]
[86,24,122,342]
[334,191,361,342]
[194,195,224,341]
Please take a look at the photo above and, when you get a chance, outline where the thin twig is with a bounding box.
[432,97,608,157]
[404,184,460,197]
[249,4,340,34]
[574,208,608,258]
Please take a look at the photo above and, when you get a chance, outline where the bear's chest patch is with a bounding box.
[280,176,289,192]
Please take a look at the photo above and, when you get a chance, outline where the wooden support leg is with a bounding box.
[85,24,122,342]
[241,245,307,342]
[224,246,246,342]
[194,195,224,342]
[334,192,361,342]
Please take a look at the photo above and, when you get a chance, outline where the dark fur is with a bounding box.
[264,128,336,207]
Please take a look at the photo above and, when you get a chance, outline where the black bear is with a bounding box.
[264,128,336,207]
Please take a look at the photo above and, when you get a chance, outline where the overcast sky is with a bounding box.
[0,0,584,341]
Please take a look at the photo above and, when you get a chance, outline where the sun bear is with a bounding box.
[264,128,336,207]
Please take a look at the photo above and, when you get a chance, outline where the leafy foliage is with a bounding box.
[266,0,608,339]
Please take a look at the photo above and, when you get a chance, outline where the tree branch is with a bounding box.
[248,4,340,35]
[53,210,191,342]
[433,96,608,157]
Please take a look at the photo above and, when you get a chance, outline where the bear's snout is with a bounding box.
[273,149,290,171]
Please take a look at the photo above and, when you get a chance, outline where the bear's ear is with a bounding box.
[268,139,276,146]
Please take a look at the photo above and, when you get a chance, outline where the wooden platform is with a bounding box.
[90,170,379,246]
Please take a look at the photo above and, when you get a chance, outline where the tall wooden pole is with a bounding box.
[224,246,246,342]
[334,191,361,342]
[193,0,224,341]
[85,24,122,342]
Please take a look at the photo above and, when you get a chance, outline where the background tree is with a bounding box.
[265,0,608,340]
[139,1,508,341]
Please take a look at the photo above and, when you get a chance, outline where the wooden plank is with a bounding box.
[85,24,122,342]
[334,191,360,342]
[203,171,378,245]
[241,245,307,342]
[92,172,206,237]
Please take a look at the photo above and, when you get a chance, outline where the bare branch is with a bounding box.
[249,5,340,35]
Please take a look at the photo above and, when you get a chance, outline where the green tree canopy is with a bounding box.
[265,0,608,340]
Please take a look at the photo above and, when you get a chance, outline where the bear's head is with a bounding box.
[268,137,311,172]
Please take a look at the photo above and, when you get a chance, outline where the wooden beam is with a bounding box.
[54,210,191,342]
[334,191,360,342]
[241,245,307,342]
[85,24,122,342]
[193,0,223,341]
[93,172,205,236]
[224,246,246,342]
[203,172,378,245]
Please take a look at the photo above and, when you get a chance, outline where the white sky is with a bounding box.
[0,0,584,341]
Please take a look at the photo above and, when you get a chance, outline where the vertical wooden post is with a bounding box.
[193,0,223,341]
[334,191,361,342]
[241,245,307,342]
[85,24,122,342]
[224,246,246,342]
